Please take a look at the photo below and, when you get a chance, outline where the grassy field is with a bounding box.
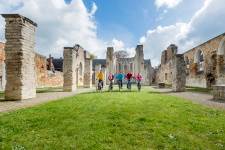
[0,87,225,149]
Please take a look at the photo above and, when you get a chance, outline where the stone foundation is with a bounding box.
[2,14,37,100]
[213,85,225,100]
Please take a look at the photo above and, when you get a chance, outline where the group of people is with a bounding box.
[96,70,143,90]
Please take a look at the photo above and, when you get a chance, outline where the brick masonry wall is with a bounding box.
[35,53,63,88]
[0,42,63,89]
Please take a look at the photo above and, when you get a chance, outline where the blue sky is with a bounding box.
[84,0,204,47]
[0,0,225,66]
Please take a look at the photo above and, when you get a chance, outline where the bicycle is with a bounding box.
[127,79,131,91]
[137,80,141,92]
[96,80,103,92]
[118,80,122,91]
[108,80,113,92]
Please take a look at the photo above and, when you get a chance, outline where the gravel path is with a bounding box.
[0,88,95,113]
[152,87,225,110]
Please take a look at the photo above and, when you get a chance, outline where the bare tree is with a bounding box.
[114,50,129,59]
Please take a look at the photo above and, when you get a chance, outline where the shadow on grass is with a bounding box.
[209,98,225,104]
[77,89,142,96]
[36,87,63,93]
[186,86,212,94]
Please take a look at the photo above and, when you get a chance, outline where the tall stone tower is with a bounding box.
[106,47,114,84]
[134,45,144,75]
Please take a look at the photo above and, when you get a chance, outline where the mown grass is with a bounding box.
[186,86,212,94]
[36,87,62,93]
[0,87,225,149]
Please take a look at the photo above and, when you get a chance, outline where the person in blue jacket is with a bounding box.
[116,72,124,89]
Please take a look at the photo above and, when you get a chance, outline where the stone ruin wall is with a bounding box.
[158,62,173,85]
[157,33,225,88]
[157,45,177,85]
[172,54,186,92]
[184,33,225,88]
[3,14,37,100]
[35,53,63,88]
[105,45,153,85]
[0,42,5,90]
[0,42,63,90]
[76,46,85,87]
[63,45,93,91]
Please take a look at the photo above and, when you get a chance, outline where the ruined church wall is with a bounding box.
[0,42,63,89]
[158,61,173,85]
[183,33,225,88]
[157,33,225,88]
[76,47,85,87]
[35,53,63,88]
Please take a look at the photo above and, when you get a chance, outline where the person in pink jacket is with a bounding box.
[136,73,143,81]
[136,73,143,91]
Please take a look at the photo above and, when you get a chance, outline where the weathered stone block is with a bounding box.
[213,85,225,100]
[83,58,92,88]
[2,14,37,100]
[63,47,77,92]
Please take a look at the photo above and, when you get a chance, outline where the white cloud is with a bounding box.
[110,38,125,50]
[107,38,135,57]
[155,0,183,8]
[90,2,98,16]
[141,0,225,66]
[0,0,105,58]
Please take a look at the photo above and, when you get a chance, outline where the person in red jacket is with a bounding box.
[126,72,133,89]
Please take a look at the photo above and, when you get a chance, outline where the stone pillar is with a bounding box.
[63,47,77,92]
[172,54,186,92]
[106,47,114,84]
[135,45,145,75]
[95,64,101,85]
[83,51,92,88]
[2,14,37,100]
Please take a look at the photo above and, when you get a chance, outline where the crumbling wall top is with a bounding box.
[1,14,37,27]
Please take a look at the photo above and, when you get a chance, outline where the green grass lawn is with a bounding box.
[0,87,225,150]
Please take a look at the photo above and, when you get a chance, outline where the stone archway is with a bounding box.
[206,54,217,88]
[217,37,225,55]
[194,49,205,73]
[217,37,225,75]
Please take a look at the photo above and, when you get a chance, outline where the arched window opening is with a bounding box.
[195,50,204,73]
[185,56,190,75]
